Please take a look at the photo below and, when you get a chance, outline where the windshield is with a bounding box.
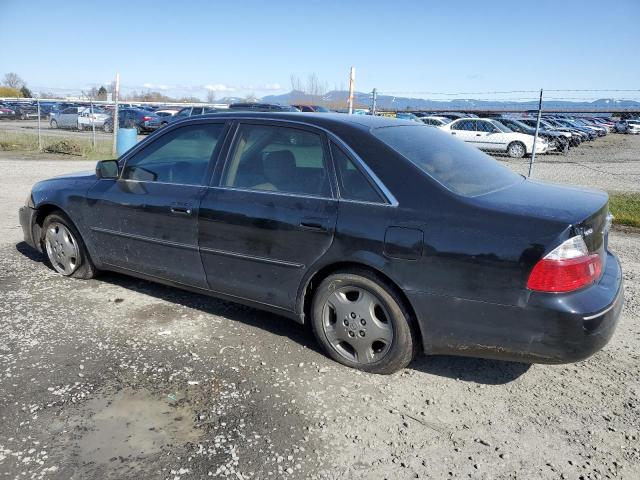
[371,125,522,197]
[490,120,512,133]
[313,106,330,112]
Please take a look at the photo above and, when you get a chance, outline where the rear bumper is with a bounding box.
[407,251,623,364]
[19,205,40,250]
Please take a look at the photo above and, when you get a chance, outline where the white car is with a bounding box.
[77,107,111,131]
[438,118,548,158]
[627,120,640,134]
[420,116,451,127]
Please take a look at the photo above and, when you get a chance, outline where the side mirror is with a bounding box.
[96,159,119,179]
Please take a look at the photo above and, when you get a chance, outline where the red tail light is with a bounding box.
[142,116,152,121]
[527,235,602,293]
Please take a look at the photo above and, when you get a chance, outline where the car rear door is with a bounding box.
[198,120,338,312]
[85,121,229,288]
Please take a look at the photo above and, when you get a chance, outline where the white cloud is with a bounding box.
[142,83,170,90]
[260,83,282,91]
[204,84,236,93]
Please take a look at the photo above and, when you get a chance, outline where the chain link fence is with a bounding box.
[0,98,224,159]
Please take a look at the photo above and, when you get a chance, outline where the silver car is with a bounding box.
[49,107,80,129]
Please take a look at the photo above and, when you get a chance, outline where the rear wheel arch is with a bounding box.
[298,261,422,348]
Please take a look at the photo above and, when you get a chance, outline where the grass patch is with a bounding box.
[0,130,114,160]
[609,193,640,229]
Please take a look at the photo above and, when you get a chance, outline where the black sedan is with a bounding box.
[19,113,623,374]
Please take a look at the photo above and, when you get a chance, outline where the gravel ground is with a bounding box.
[0,143,639,479]
[501,133,640,193]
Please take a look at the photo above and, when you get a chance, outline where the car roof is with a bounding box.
[183,111,420,130]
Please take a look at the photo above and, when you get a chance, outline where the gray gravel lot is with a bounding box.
[0,141,639,479]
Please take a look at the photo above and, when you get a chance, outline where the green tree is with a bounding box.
[97,86,107,100]
[20,86,32,98]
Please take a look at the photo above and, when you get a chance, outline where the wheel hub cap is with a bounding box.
[322,287,393,364]
[45,222,79,275]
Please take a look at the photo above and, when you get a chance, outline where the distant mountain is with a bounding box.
[261,90,640,111]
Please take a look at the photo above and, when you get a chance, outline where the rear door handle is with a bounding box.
[300,217,329,232]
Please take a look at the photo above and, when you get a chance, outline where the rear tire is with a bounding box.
[310,269,417,374]
[41,212,97,279]
[507,141,526,158]
[50,119,58,129]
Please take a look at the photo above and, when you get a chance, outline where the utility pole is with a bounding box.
[347,67,355,114]
[371,88,377,116]
[111,72,120,157]
[528,88,543,178]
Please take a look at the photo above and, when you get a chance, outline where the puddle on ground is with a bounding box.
[74,388,201,464]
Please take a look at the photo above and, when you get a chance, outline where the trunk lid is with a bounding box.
[473,178,610,253]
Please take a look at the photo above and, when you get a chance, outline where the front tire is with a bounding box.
[41,212,97,279]
[507,141,526,158]
[50,119,58,129]
[310,269,417,374]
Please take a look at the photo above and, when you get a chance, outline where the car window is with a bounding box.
[192,107,203,115]
[62,107,76,114]
[176,108,190,117]
[223,124,331,197]
[476,121,495,133]
[122,123,225,185]
[452,119,475,131]
[331,142,383,203]
[372,125,522,197]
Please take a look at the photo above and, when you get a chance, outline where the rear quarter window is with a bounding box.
[371,125,522,197]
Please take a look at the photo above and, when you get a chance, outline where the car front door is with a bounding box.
[198,121,338,312]
[85,121,228,287]
[450,119,477,143]
[475,120,498,150]
[59,107,78,128]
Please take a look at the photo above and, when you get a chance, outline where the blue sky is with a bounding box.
[1,0,638,101]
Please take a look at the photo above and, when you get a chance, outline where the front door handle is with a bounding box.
[170,206,192,215]
[300,217,329,232]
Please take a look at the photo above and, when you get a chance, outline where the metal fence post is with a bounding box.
[347,67,355,114]
[528,89,543,178]
[112,73,120,157]
[90,99,96,149]
[36,98,42,151]
[371,88,377,116]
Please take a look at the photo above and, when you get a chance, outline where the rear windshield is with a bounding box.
[371,125,522,197]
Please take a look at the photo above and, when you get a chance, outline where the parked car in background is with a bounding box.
[103,108,162,134]
[5,102,38,120]
[439,118,548,158]
[498,117,570,154]
[292,105,331,112]
[19,112,622,374]
[228,102,299,112]
[395,112,422,122]
[0,106,17,119]
[161,106,218,126]
[420,116,451,127]
[614,119,629,133]
[50,107,81,129]
[627,120,640,134]
[77,107,111,130]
